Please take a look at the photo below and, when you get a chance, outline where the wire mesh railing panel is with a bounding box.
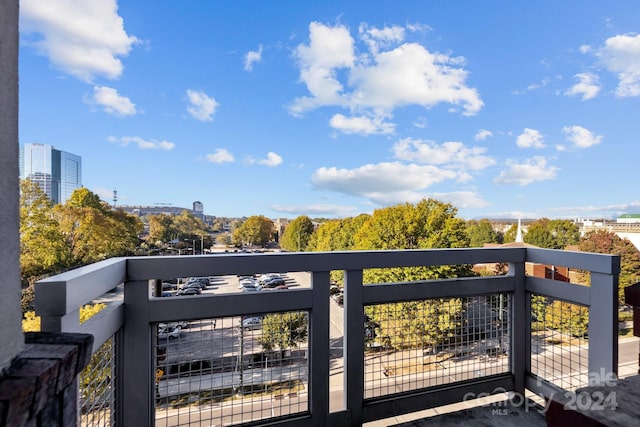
[80,335,117,427]
[530,294,589,391]
[363,294,510,399]
[154,312,309,426]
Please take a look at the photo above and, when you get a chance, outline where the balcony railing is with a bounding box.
[34,247,619,426]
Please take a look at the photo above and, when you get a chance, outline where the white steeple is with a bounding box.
[515,218,523,243]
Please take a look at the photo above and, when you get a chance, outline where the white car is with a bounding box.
[238,277,259,289]
[241,317,262,330]
[158,324,182,339]
[241,284,262,292]
[161,321,189,329]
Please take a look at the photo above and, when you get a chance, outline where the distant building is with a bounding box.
[20,143,82,204]
[617,214,640,224]
[120,204,197,217]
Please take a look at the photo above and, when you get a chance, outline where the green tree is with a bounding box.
[503,223,519,243]
[147,214,180,243]
[544,300,589,337]
[466,219,501,247]
[19,179,72,279]
[307,214,371,252]
[547,219,581,249]
[523,218,581,249]
[216,233,232,246]
[579,230,640,303]
[232,215,274,247]
[353,199,473,282]
[280,216,315,251]
[366,299,462,351]
[54,188,142,265]
[524,221,556,248]
[345,199,473,351]
[259,312,308,360]
[146,210,209,251]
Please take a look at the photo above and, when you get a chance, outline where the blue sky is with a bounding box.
[18,1,640,220]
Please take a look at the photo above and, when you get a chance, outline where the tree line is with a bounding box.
[20,180,640,349]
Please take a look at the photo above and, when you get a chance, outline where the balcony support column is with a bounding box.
[122,279,153,427]
[310,271,330,426]
[589,271,618,382]
[511,260,527,396]
[344,269,364,426]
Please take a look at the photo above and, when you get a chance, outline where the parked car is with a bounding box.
[329,285,342,295]
[241,284,262,292]
[158,324,182,340]
[186,277,209,289]
[262,277,285,288]
[258,273,281,284]
[162,282,177,291]
[161,321,189,329]
[274,284,289,290]
[241,317,262,330]
[238,277,259,289]
[182,282,204,291]
[176,287,201,296]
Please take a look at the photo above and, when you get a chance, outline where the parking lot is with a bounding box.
[161,271,311,298]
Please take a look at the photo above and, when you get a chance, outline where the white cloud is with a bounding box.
[259,152,283,167]
[516,128,545,149]
[392,138,495,170]
[205,149,235,164]
[358,23,405,55]
[270,204,358,217]
[494,156,558,185]
[88,86,136,116]
[564,73,601,100]
[526,78,549,91]
[579,45,592,54]
[245,152,283,167]
[475,129,493,141]
[329,114,395,135]
[20,0,138,82]
[108,136,174,150]
[549,201,640,217]
[92,187,116,202]
[597,33,640,97]
[244,44,263,71]
[186,89,219,121]
[562,125,603,148]
[289,22,483,126]
[311,162,460,203]
[427,191,489,209]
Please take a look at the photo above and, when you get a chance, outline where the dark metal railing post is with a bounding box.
[343,269,365,426]
[589,268,619,382]
[510,258,527,396]
[310,271,331,426]
[122,280,153,426]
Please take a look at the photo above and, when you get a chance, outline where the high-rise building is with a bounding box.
[20,143,82,205]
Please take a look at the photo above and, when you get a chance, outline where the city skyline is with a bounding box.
[18,1,640,220]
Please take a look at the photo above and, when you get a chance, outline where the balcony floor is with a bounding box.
[365,394,547,426]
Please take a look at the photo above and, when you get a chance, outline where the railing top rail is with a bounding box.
[525,247,620,275]
[33,247,619,319]
[35,257,127,316]
[125,247,526,280]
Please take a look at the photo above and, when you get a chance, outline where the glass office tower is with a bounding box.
[20,143,82,205]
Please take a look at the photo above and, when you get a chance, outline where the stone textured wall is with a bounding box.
[0,0,22,371]
[0,333,94,426]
